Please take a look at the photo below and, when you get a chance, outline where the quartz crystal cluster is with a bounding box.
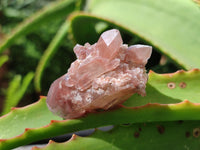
[46,29,152,119]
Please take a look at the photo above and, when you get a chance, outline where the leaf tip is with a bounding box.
[190,68,200,73]
[48,140,56,144]
[70,134,79,141]
[50,120,60,124]
[25,128,31,132]
[148,70,155,75]
[183,99,190,103]
[40,95,47,99]
[11,107,18,111]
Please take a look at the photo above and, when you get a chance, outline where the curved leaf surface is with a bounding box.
[2,72,34,115]
[34,121,200,150]
[0,55,8,68]
[0,69,200,149]
[34,20,70,92]
[124,69,200,106]
[0,0,77,54]
[71,0,200,69]
[0,97,62,149]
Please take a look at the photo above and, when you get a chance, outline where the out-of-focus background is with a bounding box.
[0,0,76,113]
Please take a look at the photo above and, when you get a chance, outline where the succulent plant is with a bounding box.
[0,0,200,149]
[1,69,200,149]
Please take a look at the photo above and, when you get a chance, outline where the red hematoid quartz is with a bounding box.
[47,29,152,119]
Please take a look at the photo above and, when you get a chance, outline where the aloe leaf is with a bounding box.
[0,55,9,68]
[2,75,22,115]
[0,69,200,149]
[0,0,77,54]
[0,97,62,150]
[34,20,70,92]
[2,100,200,150]
[124,69,200,107]
[1,72,34,115]
[34,121,200,150]
[71,0,200,69]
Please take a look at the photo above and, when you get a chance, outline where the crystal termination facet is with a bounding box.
[46,29,152,119]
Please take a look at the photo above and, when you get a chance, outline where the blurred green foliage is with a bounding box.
[0,0,76,111]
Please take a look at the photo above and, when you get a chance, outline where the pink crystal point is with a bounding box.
[46,29,152,119]
[97,29,122,59]
[126,45,152,65]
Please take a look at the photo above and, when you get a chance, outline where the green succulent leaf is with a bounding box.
[0,69,200,149]
[34,20,70,92]
[124,69,200,107]
[0,97,62,150]
[0,55,9,68]
[70,0,200,69]
[1,72,35,115]
[33,121,200,150]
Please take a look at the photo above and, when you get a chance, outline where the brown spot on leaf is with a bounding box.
[185,131,190,138]
[167,82,176,89]
[179,82,187,88]
[134,131,140,138]
[157,125,165,134]
[193,128,200,138]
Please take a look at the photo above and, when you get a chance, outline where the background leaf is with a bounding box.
[0,55,9,68]
[0,0,77,54]
[34,20,70,92]
[71,0,200,69]
[34,121,200,150]
[1,72,34,115]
